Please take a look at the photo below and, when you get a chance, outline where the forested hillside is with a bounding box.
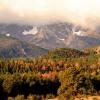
[0,47,100,100]
[42,48,87,60]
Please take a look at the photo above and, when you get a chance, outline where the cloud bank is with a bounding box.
[0,0,100,28]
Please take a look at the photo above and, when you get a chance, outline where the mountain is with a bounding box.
[0,22,100,49]
[65,34,100,49]
[0,35,48,58]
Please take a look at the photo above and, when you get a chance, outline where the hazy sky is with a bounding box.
[0,0,100,27]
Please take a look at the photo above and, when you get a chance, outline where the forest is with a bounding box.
[0,48,100,100]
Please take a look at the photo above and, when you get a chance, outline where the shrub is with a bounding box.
[15,95,24,100]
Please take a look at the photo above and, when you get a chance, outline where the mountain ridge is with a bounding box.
[0,22,100,49]
[0,34,48,58]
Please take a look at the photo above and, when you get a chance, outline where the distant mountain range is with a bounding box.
[0,22,100,50]
[0,35,48,58]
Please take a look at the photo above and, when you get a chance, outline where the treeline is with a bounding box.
[0,54,100,74]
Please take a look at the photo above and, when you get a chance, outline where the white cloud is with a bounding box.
[0,0,100,28]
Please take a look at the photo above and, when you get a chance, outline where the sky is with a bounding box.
[0,0,100,28]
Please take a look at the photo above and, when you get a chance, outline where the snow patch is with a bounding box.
[55,35,65,41]
[73,31,82,36]
[6,34,10,37]
[21,48,26,55]
[72,28,86,36]
[22,26,38,35]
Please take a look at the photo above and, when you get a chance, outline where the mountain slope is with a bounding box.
[0,23,100,49]
[0,35,48,58]
[66,35,100,49]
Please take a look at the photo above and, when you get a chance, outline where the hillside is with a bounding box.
[0,35,48,58]
[83,45,100,55]
[0,45,100,99]
[42,48,87,60]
